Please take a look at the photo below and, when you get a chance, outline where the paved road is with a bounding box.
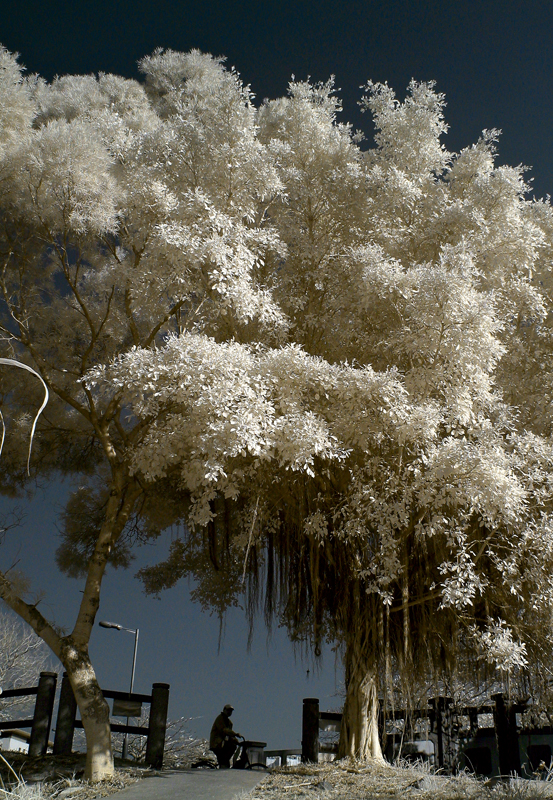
[114,768,268,800]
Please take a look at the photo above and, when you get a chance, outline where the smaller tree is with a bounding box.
[0,609,57,721]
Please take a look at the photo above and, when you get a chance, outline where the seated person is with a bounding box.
[209,704,244,768]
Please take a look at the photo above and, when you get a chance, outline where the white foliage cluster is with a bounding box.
[85,335,411,523]
[471,620,529,672]
[0,47,35,163]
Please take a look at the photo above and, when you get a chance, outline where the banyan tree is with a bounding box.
[3,44,553,771]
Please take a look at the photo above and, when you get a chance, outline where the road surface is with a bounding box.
[114,768,267,800]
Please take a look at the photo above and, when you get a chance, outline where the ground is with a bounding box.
[2,753,553,800]
[0,752,145,798]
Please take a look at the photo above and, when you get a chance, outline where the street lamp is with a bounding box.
[98,620,139,760]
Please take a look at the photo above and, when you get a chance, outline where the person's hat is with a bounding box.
[223,704,234,712]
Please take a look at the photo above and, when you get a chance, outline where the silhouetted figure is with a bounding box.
[209,704,243,768]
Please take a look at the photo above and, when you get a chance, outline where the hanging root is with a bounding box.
[0,358,49,475]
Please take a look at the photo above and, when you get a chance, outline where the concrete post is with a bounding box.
[302,697,319,763]
[53,673,78,755]
[28,671,57,757]
[145,683,170,769]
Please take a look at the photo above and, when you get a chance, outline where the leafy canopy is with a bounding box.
[1,46,553,701]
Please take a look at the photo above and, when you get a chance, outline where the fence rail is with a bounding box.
[0,672,57,757]
[0,720,35,730]
[301,694,550,777]
[0,688,42,699]
[0,672,170,768]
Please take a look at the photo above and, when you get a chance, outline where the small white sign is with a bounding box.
[112,699,142,718]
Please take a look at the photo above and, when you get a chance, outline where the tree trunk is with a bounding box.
[61,639,114,781]
[65,473,141,780]
[0,574,114,779]
[338,638,384,761]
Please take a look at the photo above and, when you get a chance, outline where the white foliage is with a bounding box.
[7,117,119,234]
[85,335,414,523]
[0,47,34,163]
[472,620,529,671]
[1,46,553,683]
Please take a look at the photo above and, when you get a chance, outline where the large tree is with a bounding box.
[131,79,553,759]
[1,44,553,773]
[0,45,407,777]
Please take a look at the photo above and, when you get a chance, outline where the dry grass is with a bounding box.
[4,751,553,800]
[0,752,143,800]
[0,729,215,798]
[244,759,553,800]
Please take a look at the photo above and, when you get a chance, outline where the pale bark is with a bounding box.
[61,639,114,780]
[0,569,114,779]
[338,637,384,761]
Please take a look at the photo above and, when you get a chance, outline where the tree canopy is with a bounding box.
[1,44,553,769]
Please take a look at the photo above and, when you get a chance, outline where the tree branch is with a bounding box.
[0,570,62,658]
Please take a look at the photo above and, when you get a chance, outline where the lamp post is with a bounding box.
[98,620,139,760]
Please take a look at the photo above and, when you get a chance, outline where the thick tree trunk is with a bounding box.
[338,638,384,761]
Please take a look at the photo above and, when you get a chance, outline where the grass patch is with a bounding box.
[244,758,553,800]
[0,752,143,800]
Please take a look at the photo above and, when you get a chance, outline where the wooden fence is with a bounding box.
[300,694,551,777]
[0,671,170,768]
[0,671,57,757]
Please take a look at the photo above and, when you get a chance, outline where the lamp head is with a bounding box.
[99,621,122,630]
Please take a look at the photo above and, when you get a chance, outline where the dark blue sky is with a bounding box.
[3,0,553,196]
[1,0,553,752]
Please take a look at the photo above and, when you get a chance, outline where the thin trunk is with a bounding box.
[401,539,413,712]
[60,639,113,781]
[0,472,141,781]
[0,570,115,780]
[68,474,140,779]
[338,636,384,761]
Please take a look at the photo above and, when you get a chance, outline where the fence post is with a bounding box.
[429,696,452,770]
[53,673,78,755]
[468,707,479,739]
[302,698,319,763]
[493,692,521,776]
[145,683,170,769]
[28,671,57,757]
